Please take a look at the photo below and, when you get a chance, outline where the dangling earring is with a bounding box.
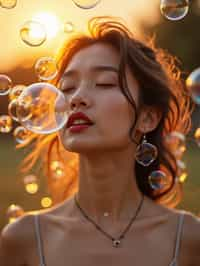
[135,134,158,166]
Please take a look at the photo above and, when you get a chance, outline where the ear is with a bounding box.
[136,106,162,134]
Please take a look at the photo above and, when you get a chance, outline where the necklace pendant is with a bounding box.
[113,239,121,247]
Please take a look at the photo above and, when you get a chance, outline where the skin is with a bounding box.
[0,43,200,266]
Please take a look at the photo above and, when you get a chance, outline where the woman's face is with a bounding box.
[59,42,140,153]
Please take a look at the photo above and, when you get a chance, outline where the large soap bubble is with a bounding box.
[16,82,68,134]
[160,0,189,21]
[72,0,101,9]
[186,67,200,105]
[20,20,47,47]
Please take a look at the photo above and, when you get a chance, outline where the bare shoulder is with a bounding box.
[0,213,36,266]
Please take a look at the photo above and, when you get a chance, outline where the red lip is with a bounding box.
[66,112,93,128]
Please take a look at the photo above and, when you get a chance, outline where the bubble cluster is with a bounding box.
[160,0,189,21]
[0,0,17,9]
[186,67,200,105]
[72,0,101,9]
[0,115,12,133]
[0,74,12,96]
[23,174,39,194]
[35,57,58,81]
[9,84,26,101]
[16,82,68,134]
[20,20,47,47]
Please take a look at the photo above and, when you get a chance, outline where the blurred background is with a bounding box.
[0,0,199,230]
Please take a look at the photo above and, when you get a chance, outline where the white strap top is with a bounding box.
[34,213,185,266]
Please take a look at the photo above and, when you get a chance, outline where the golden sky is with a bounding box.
[0,0,160,72]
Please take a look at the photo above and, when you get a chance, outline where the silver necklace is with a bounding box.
[74,194,144,248]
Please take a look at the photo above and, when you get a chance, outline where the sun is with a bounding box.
[32,12,60,39]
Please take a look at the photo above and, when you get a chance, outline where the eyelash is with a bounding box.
[61,83,115,93]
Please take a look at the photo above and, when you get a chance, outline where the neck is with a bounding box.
[76,152,143,226]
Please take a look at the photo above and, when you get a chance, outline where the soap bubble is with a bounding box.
[23,174,39,194]
[164,131,186,158]
[35,57,58,81]
[50,160,65,179]
[0,115,12,133]
[16,82,68,134]
[6,204,24,224]
[135,141,158,166]
[13,126,32,144]
[9,84,26,101]
[186,67,200,105]
[8,99,20,122]
[72,0,101,9]
[0,0,17,9]
[148,170,168,190]
[63,21,75,33]
[177,160,188,183]
[194,128,200,147]
[20,20,47,47]
[0,74,12,96]
[160,0,189,21]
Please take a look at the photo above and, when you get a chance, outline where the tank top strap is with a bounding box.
[34,214,46,266]
[171,213,185,265]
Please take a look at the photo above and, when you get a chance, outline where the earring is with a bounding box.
[135,134,158,166]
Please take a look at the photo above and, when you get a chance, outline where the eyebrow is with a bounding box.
[62,65,119,78]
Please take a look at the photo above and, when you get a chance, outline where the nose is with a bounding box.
[69,84,92,110]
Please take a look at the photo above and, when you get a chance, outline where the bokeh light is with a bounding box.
[6,204,24,224]
[41,197,52,208]
[186,67,200,105]
[0,115,12,133]
[23,174,39,194]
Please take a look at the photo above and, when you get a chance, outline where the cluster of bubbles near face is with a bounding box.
[160,0,190,21]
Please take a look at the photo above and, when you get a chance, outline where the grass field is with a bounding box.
[0,136,199,230]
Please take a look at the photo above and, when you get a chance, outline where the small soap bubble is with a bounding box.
[8,99,20,122]
[63,21,75,33]
[148,170,168,190]
[6,204,24,224]
[35,57,58,81]
[164,131,186,158]
[0,0,17,9]
[0,115,12,133]
[20,20,47,47]
[0,74,12,96]
[160,0,189,21]
[23,174,39,194]
[72,0,100,9]
[50,160,65,179]
[13,126,32,144]
[194,128,200,147]
[41,197,52,208]
[16,82,68,134]
[186,67,200,105]
[135,141,158,166]
[9,84,26,101]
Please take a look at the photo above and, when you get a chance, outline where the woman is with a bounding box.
[0,16,200,266]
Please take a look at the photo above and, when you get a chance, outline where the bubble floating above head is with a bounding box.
[63,21,75,33]
[72,0,101,9]
[20,20,47,47]
[0,0,17,9]
[23,174,39,194]
[6,204,24,224]
[0,115,12,133]
[16,82,68,134]
[186,67,200,105]
[0,74,12,96]
[160,0,189,21]
[148,170,169,190]
[9,84,26,101]
[13,126,32,144]
[35,57,58,81]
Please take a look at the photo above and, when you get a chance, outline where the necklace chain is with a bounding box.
[74,194,144,247]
